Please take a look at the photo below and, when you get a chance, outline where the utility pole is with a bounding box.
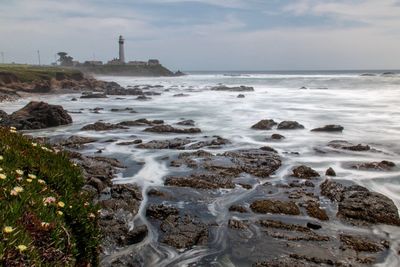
[0,52,4,64]
[37,50,41,65]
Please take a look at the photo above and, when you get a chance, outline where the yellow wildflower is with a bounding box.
[3,226,13,233]
[32,142,38,147]
[17,245,27,252]
[84,202,89,207]
[15,169,24,176]
[38,179,46,184]
[26,179,32,183]
[41,222,50,228]
[28,174,36,179]
[0,173,6,180]
[10,126,16,131]
[69,205,73,209]
[57,201,65,208]
[14,186,23,193]
[0,167,3,171]
[57,211,63,216]
[0,155,3,160]
[89,213,96,219]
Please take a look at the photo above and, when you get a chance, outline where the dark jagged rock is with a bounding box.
[110,107,135,112]
[176,119,195,126]
[320,179,346,202]
[352,160,395,171]
[228,219,248,230]
[160,214,208,249]
[144,125,201,134]
[271,133,285,140]
[71,97,77,101]
[306,222,322,230]
[343,144,370,151]
[57,135,97,149]
[137,138,191,149]
[251,119,277,130]
[237,94,245,98]
[277,121,305,130]
[311,125,344,132]
[146,204,179,220]
[187,136,230,150]
[306,201,329,221]
[81,121,128,131]
[292,165,320,179]
[258,219,310,233]
[250,200,300,215]
[0,101,72,130]
[229,205,248,213]
[325,167,336,176]
[173,93,190,97]
[116,140,142,146]
[340,235,385,252]
[118,119,164,127]
[80,92,107,98]
[211,85,254,92]
[165,174,235,189]
[119,225,148,246]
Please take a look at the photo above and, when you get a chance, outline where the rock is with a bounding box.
[144,125,201,134]
[250,199,300,215]
[136,95,151,101]
[320,179,346,202]
[159,214,208,249]
[311,125,344,132]
[118,118,164,127]
[340,234,385,252]
[137,138,191,149]
[292,165,320,179]
[271,133,285,140]
[343,144,370,151]
[80,92,107,98]
[305,201,329,221]
[327,140,372,152]
[251,119,277,130]
[325,167,336,176]
[71,97,77,101]
[1,101,72,130]
[228,219,248,230]
[258,219,310,233]
[338,190,400,226]
[119,225,148,246]
[210,85,254,92]
[110,108,135,112]
[237,94,245,98]
[116,140,142,146]
[81,121,128,131]
[306,222,322,230]
[165,174,235,189]
[146,204,179,220]
[277,121,305,130]
[186,136,230,150]
[57,135,97,149]
[173,93,190,97]
[352,160,395,171]
[229,205,248,213]
[176,119,195,126]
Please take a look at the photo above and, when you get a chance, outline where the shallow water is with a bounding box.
[2,71,400,266]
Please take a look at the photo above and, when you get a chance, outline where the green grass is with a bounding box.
[0,64,82,83]
[0,127,100,266]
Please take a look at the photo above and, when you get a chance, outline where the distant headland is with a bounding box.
[57,35,184,77]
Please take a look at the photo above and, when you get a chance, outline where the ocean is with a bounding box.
[3,71,400,266]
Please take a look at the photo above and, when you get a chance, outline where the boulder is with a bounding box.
[137,138,191,150]
[311,125,344,132]
[144,125,201,134]
[251,119,277,130]
[250,199,300,215]
[325,167,336,176]
[211,85,254,92]
[277,121,305,130]
[271,133,285,140]
[81,121,128,131]
[176,119,195,126]
[292,165,320,179]
[305,201,329,221]
[1,101,72,130]
[80,92,107,98]
[351,161,395,171]
[237,94,245,98]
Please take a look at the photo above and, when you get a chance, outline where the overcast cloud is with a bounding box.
[1,0,400,70]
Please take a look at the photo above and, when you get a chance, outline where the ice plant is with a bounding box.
[15,169,24,176]
[17,245,27,252]
[0,155,3,160]
[26,178,32,183]
[3,226,13,233]
[43,196,56,205]
[28,174,37,179]
[31,142,37,147]
[38,179,46,184]
[57,211,63,216]
[0,173,6,180]
[58,201,65,208]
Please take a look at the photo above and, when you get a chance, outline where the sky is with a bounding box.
[1,0,400,70]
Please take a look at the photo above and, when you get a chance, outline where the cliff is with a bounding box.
[75,64,180,77]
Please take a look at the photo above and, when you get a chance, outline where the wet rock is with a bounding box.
[187,136,230,150]
[251,119,277,130]
[305,201,329,221]
[57,135,97,149]
[325,167,336,176]
[250,200,300,215]
[165,174,235,189]
[329,141,371,151]
[320,179,346,202]
[173,93,190,97]
[147,189,169,198]
[101,184,142,212]
[277,121,305,130]
[116,140,142,146]
[343,144,370,151]
[351,160,395,171]
[338,190,400,226]
[118,118,164,127]
[136,95,151,101]
[239,183,252,190]
[311,125,344,132]
[228,219,248,230]
[137,138,191,149]
[340,234,385,252]
[211,85,254,92]
[0,101,72,130]
[176,119,195,126]
[306,222,322,230]
[229,205,248,213]
[160,215,208,249]
[144,124,201,134]
[80,92,107,98]
[258,219,310,233]
[292,165,320,179]
[118,225,148,246]
[110,107,135,112]
[237,94,245,98]
[271,133,285,140]
[71,97,77,101]
[146,204,179,220]
[81,121,128,131]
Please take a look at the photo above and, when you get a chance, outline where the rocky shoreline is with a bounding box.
[1,76,399,266]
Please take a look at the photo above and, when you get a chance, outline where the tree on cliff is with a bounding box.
[57,52,74,66]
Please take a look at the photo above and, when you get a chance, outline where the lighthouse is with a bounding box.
[119,35,125,63]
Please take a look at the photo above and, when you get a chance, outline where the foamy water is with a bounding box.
[2,71,400,266]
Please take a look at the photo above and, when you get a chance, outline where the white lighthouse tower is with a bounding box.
[119,35,125,63]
